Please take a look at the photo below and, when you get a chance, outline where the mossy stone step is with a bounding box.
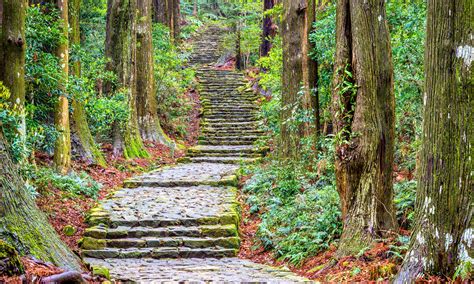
[82,247,238,259]
[189,152,260,158]
[82,236,240,250]
[190,157,260,164]
[85,224,238,239]
[199,140,257,146]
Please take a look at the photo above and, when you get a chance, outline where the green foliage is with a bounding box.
[394,180,417,228]
[243,138,342,265]
[33,168,102,198]
[153,23,195,138]
[310,1,425,172]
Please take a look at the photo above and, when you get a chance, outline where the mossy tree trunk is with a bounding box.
[69,0,107,167]
[0,130,82,271]
[279,0,319,161]
[395,1,473,281]
[137,0,173,147]
[331,0,397,256]
[260,0,275,57]
[52,0,72,174]
[1,0,27,152]
[106,0,149,159]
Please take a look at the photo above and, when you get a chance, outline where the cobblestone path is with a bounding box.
[81,26,307,282]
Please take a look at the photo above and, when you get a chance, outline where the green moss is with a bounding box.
[92,265,111,280]
[80,237,106,250]
[0,240,24,276]
[63,225,77,236]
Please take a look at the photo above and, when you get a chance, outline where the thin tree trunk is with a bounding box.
[395,0,473,281]
[0,131,82,271]
[331,0,397,256]
[52,0,72,174]
[137,0,174,146]
[1,0,27,156]
[69,0,107,167]
[235,20,243,70]
[105,0,149,159]
[193,0,198,16]
[260,0,275,57]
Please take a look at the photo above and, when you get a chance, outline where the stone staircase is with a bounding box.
[188,25,226,65]
[80,25,305,282]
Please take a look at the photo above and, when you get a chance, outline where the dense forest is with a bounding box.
[0,0,472,282]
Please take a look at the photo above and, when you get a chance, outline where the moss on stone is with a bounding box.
[92,265,111,280]
[80,237,106,250]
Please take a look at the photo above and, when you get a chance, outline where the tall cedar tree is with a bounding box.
[137,0,174,146]
[260,0,275,57]
[69,0,107,167]
[52,0,72,174]
[395,0,473,281]
[280,0,319,160]
[152,0,168,24]
[1,0,26,148]
[331,0,397,256]
[0,1,81,270]
[105,0,149,159]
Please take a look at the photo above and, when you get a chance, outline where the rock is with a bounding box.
[92,265,110,280]
[63,225,77,236]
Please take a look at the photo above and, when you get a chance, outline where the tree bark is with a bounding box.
[279,0,318,161]
[137,0,174,146]
[0,130,82,270]
[169,0,180,43]
[152,0,168,24]
[331,0,397,256]
[260,0,275,57]
[52,0,72,174]
[395,1,473,281]
[105,0,149,159]
[69,0,107,167]
[1,0,27,153]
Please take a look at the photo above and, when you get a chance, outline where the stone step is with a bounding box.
[204,115,256,120]
[190,157,260,164]
[82,247,238,259]
[85,224,238,239]
[188,145,262,155]
[104,214,239,229]
[204,118,258,123]
[122,163,239,188]
[83,236,240,250]
[199,140,257,146]
[200,135,259,142]
[188,152,260,158]
[202,129,263,135]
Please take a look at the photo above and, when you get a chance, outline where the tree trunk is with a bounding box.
[137,0,174,146]
[105,0,149,159]
[169,0,180,43]
[152,0,168,24]
[69,0,107,167]
[1,0,27,154]
[193,0,198,16]
[331,0,397,256]
[52,0,72,174]
[235,20,243,70]
[279,0,318,161]
[0,130,82,271]
[302,0,319,134]
[260,0,275,57]
[395,1,473,281]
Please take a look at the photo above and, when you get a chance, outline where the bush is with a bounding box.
[33,168,102,198]
[243,137,342,265]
